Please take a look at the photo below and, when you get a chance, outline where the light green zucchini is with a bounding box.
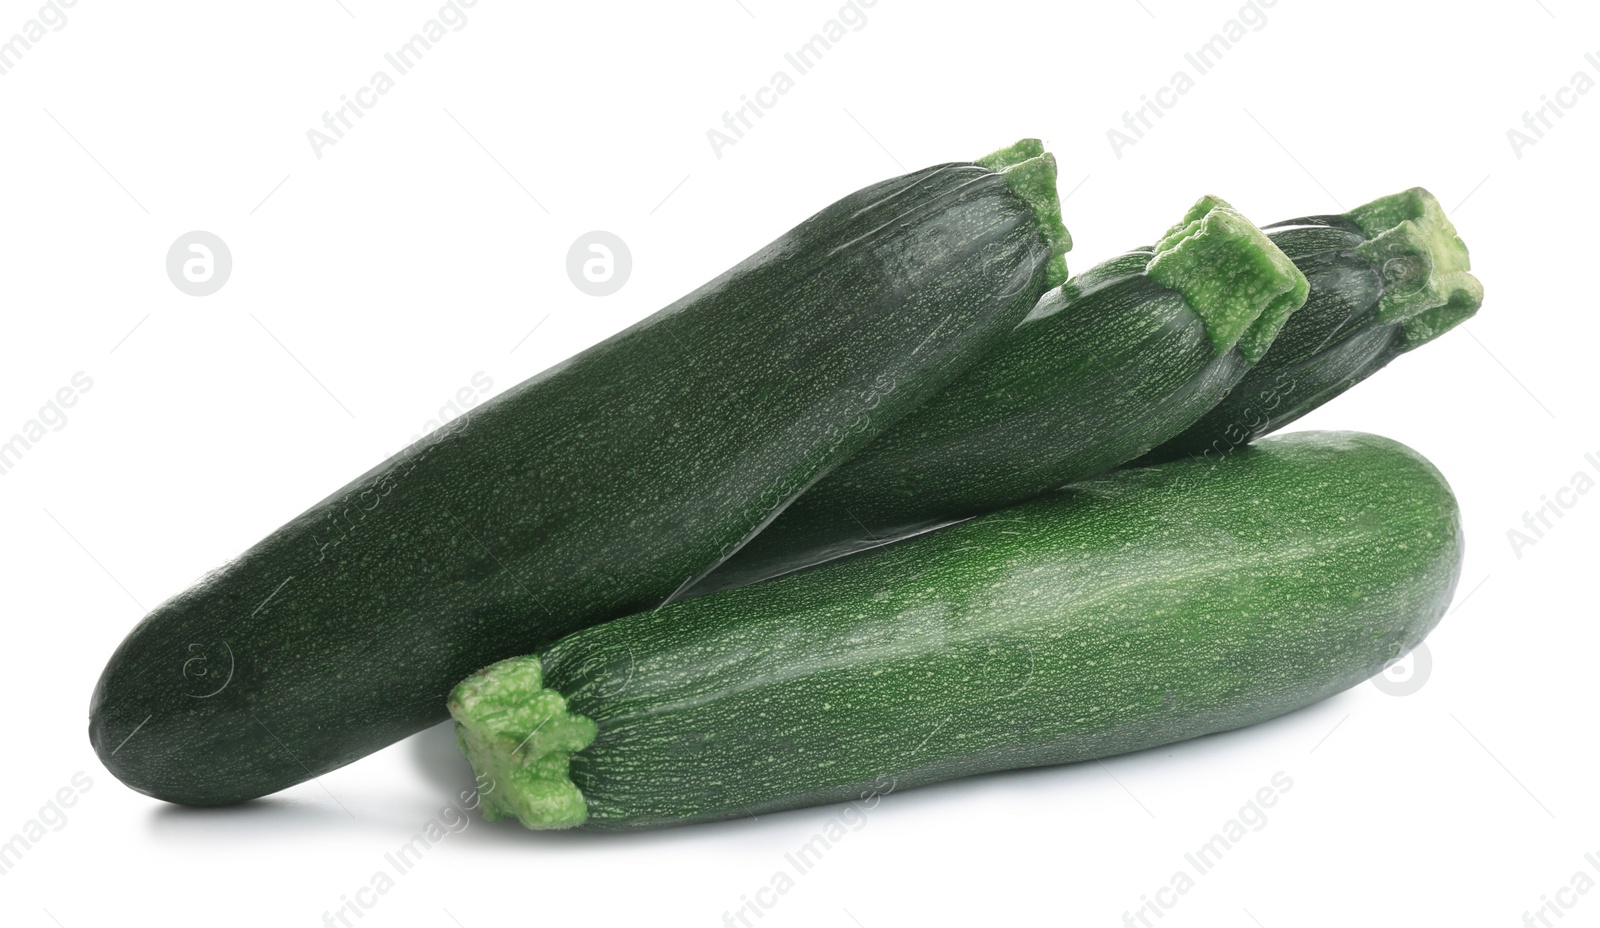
[450,430,1463,830]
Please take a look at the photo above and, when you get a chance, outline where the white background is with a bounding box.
[1,1,1594,926]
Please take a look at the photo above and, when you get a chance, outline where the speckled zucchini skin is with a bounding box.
[88,156,1060,806]
[532,430,1462,830]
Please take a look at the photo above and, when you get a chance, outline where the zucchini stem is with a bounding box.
[1145,196,1311,363]
[1347,187,1481,327]
[448,655,594,830]
[977,139,1072,288]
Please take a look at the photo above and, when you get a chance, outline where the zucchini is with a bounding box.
[684,196,1308,597]
[1140,187,1482,462]
[88,141,1070,806]
[449,430,1463,830]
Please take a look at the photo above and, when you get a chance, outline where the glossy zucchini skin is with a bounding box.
[89,150,1065,806]
[450,430,1463,830]
[1140,188,1482,463]
[684,197,1308,597]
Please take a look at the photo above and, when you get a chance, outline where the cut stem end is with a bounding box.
[447,655,596,831]
[1348,187,1482,325]
[1146,195,1310,363]
[978,139,1072,288]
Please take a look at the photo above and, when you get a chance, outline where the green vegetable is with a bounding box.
[88,142,1070,806]
[685,196,1308,597]
[1140,187,1482,462]
[450,430,1463,831]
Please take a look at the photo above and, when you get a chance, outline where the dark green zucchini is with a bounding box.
[1139,187,1482,462]
[684,196,1307,597]
[450,430,1463,830]
[88,142,1070,806]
